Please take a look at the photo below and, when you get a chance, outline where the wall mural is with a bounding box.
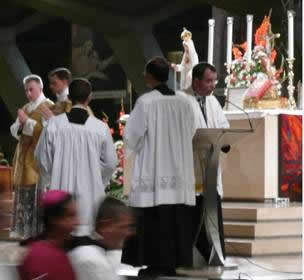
[71,24,128,141]
[71,24,126,99]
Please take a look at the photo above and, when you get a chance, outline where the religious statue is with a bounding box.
[171,27,199,92]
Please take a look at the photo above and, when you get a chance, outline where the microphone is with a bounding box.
[213,94,254,132]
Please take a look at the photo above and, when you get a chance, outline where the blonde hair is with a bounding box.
[181,27,192,40]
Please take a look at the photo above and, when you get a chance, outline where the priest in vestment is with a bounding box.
[185,62,230,264]
[10,74,54,239]
[39,67,94,120]
[35,78,117,236]
[121,57,196,276]
[48,67,72,115]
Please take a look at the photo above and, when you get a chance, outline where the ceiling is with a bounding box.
[6,0,289,35]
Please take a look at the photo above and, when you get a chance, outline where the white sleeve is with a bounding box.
[212,96,230,129]
[22,118,37,136]
[123,99,147,152]
[70,248,121,280]
[10,118,21,140]
[34,126,54,189]
[101,126,118,185]
[218,107,230,129]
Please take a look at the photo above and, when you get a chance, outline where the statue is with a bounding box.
[171,28,199,92]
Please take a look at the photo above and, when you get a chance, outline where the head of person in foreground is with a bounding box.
[94,196,136,249]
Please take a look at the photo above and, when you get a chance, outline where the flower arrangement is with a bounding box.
[225,14,284,91]
[105,140,125,200]
[104,110,130,201]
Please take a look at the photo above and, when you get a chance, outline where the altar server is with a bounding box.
[48,67,72,114]
[35,78,117,236]
[40,67,94,120]
[122,57,196,276]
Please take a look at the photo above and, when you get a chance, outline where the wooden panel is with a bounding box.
[0,167,12,199]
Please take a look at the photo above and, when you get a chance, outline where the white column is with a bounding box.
[246,15,253,62]
[208,19,215,65]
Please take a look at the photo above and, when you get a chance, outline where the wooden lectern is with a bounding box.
[193,128,253,266]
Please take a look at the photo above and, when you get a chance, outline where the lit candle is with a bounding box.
[287,10,294,59]
[246,15,253,62]
[208,19,215,65]
[226,17,234,66]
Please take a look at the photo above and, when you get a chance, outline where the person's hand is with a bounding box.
[39,104,54,120]
[18,109,28,125]
[171,63,176,69]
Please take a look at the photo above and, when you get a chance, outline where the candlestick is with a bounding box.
[287,10,295,59]
[208,19,215,65]
[246,15,253,62]
[286,58,296,109]
[224,62,231,98]
[226,17,233,67]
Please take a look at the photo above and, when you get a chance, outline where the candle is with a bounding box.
[287,10,295,59]
[208,19,215,65]
[226,17,234,66]
[246,15,253,62]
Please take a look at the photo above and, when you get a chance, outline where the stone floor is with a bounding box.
[0,242,301,280]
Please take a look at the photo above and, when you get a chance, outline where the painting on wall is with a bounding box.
[71,24,126,99]
[279,114,302,201]
[71,24,129,140]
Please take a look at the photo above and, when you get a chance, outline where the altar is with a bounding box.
[222,109,302,201]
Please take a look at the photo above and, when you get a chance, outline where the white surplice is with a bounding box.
[124,90,196,208]
[35,113,117,235]
[69,245,123,280]
[177,91,230,197]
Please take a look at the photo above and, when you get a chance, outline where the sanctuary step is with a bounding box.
[222,202,302,257]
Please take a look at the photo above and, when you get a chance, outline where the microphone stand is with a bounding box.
[224,98,254,132]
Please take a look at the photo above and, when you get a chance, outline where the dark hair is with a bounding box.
[48,68,71,82]
[145,56,169,83]
[69,78,92,105]
[43,194,73,231]
[192,62,216,81]
[95,196,134,230]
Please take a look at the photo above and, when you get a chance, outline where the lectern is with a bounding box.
[193,128,253,266]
